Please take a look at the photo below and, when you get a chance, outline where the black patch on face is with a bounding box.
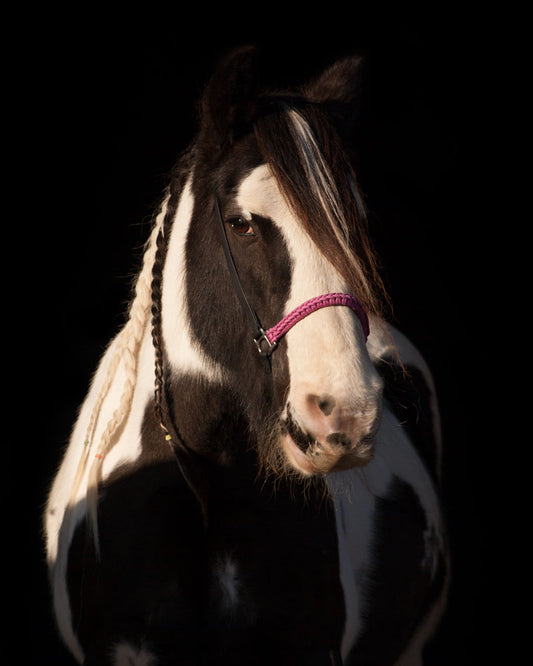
[347,475,446,665]
[186,142,292,364]
[182,134,292,453]
[374,358,440,484]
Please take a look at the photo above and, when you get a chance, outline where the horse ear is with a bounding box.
[303,55,363,106]
[199,46,259,150]
[303,56,364,142]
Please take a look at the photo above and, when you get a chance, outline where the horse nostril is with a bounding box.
[308,394,336,416]
[326,432,352,450]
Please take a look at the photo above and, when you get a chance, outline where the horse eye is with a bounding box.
[229,217,255,236]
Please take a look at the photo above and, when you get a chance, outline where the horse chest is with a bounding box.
[203,477,346,649]
[202,542,345,664]
[67,464,345,663]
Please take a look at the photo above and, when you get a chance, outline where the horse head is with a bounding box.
[154,47,386,481]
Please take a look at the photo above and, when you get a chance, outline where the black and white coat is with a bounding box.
[45,49,449,665]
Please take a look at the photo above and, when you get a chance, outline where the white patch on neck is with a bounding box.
[162,178,223,381]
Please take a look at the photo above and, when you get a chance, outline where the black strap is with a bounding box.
[214,198,276,364]
[214,197,264,336]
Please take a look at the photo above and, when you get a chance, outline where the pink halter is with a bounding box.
[255,293,370,356]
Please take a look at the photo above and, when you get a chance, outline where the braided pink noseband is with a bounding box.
[255,293,369,356]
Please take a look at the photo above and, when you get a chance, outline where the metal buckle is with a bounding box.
[254,329,278,357]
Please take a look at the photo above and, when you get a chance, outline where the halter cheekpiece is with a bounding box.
[215,197,370,358]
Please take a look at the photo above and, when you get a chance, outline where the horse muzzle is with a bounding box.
[280,396,381,476]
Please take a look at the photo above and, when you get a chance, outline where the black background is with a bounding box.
[16,6,500,665]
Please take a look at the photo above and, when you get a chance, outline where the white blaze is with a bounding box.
[237,165,382,450]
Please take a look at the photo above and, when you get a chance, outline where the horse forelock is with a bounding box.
[253,100,388,317]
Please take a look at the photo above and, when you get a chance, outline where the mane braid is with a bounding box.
[67,197,169,554]
[150,151,193,449]
[254,101,388,317]
[150,221,171,441]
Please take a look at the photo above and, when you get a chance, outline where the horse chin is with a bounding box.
[281,432,374,477]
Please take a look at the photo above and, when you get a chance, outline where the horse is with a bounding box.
[44,47,450,665]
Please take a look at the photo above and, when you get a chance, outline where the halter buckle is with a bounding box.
[254,329,278,357]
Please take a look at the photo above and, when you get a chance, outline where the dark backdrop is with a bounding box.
[18,7,497,665]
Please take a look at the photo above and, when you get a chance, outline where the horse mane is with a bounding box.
[254,97,388,317]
